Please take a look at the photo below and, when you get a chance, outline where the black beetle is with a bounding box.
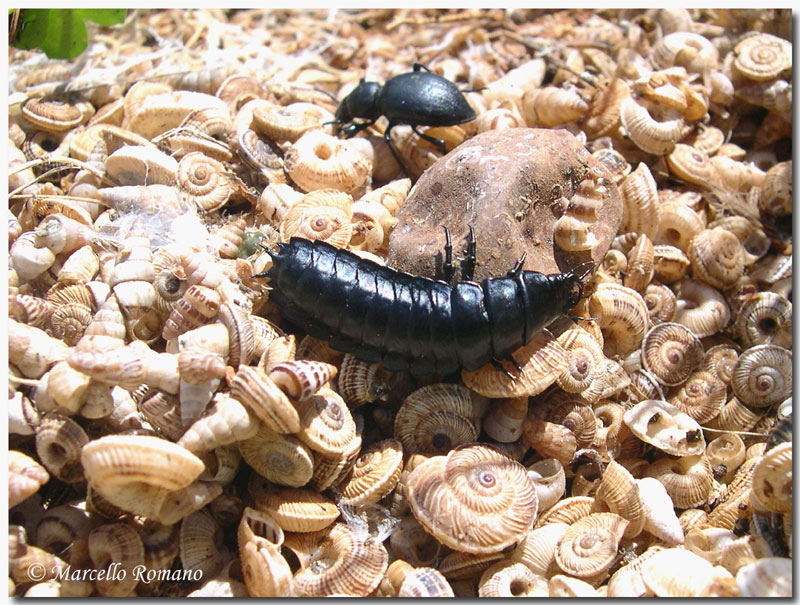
[331,62,477,175]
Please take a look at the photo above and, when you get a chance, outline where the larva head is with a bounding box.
[251,241,286,280]
[562,260,596,308]
[519,261,595,339]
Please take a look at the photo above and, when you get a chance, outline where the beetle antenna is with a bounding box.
[314,87,340,104]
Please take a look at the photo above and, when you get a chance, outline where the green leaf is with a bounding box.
[16,9,87,59]
[14,9,127,60]
[76,9,127,26]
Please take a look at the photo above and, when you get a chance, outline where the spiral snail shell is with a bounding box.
[406,443,538,554]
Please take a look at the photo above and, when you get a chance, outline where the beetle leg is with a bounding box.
[443,226,454,283]
[506,250,528,278]
[412,62,432,73]
[411,124,447,154]
[341,120,376,138]
[383,123,410,178]
[461,225,477,281]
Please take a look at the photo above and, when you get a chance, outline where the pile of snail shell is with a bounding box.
[8,8,791,598]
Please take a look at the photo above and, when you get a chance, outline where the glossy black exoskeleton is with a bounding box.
[331,63,477,175]
[260,231,594,378]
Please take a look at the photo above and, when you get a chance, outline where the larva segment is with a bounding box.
[265,238,590,376]
[450,282,492,371]
[482,278,526,362]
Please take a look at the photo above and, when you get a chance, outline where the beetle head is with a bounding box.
[335,79,382,125]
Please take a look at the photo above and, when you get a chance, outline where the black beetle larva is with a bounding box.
[259,235,593,377]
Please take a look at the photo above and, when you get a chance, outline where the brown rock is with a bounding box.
[387,128,623,281]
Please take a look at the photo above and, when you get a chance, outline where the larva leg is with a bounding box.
[490,358,516,379]
[569,313,598,322]
[506,251,527,278]
[462,225,476,281]
[443,226,454,283]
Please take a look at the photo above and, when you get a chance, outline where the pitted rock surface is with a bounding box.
[388,128,623,281]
